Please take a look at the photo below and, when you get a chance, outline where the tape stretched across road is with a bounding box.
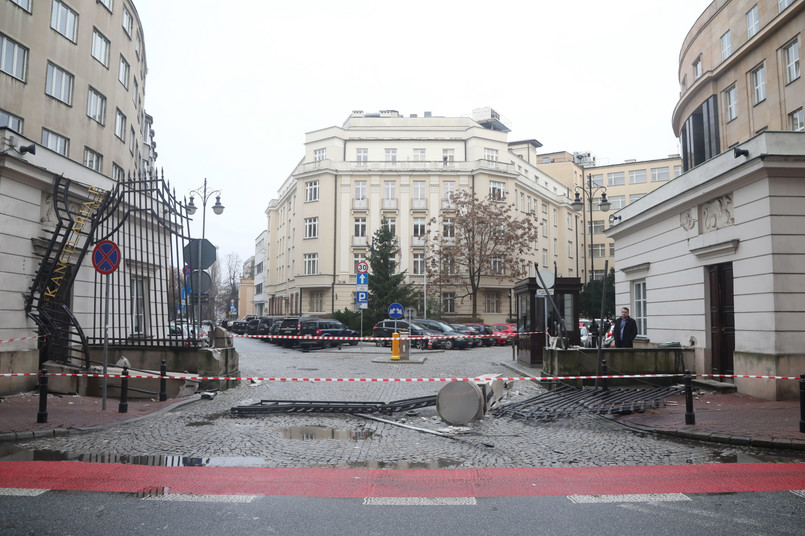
[0,335,41,345]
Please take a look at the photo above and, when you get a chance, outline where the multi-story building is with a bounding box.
[536,152,683,281]
[253,231,267,316]
[673,0,803,171]
[1,0,153,176]
[262,109,580,324]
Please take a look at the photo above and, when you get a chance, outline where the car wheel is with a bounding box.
[442,339,454,350]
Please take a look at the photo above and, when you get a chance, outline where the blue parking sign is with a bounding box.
[356,291,369,303]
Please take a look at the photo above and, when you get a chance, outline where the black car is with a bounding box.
[461,323,496,347]
[275,316,320,347]
[372,319,442,349]
[267,322,282,344]
[229,319,249,335]
[254,317,276,340]
[413,319,470,350]
[298,319,359,351]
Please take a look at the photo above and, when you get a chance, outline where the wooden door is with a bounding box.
[709,263,735,375]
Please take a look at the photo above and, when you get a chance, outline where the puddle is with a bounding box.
[281,426,374,441]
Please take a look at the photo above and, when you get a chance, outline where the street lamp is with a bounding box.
[571,173,610,283]
[186,178,224,344]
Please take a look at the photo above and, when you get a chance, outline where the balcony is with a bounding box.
[412,235,425,247]
[353,236,368,247]
[353,198,368,210]
[382,198,398,210]
[411,198,427,211]
[294,159,515,175]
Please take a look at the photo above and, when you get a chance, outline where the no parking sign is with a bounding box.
[92,240,121,274]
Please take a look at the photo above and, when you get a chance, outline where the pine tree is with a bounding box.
[367,217,418,326]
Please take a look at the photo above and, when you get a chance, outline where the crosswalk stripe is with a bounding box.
[568,493,691,504]
[364,497,477,506]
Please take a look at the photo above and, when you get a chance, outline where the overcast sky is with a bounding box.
[135,0,711,269]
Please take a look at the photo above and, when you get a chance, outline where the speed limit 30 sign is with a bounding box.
[356,261,369,273]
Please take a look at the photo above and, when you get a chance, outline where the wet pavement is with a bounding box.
[1,338,803,468]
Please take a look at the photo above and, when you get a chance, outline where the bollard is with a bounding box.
[601,359,609,392]
[685,370,696,425]
[159,359,167,402]
[37,368,48,424]
[800,374,805,433]
[119,366,129,414]
[391,332,400,360]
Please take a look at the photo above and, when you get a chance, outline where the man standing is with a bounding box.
[613,307,638,348]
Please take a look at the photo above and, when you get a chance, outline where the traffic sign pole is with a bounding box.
[92,241,121,412]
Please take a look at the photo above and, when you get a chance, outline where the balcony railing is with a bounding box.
[412,235,425,247]
[353,198,368,210]
[382,198,398,210]
[295,159,515,175]
[353,236,368,247]
[411,198,427,210]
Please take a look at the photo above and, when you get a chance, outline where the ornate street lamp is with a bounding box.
[187,178,224,343]
[571,174,610,283]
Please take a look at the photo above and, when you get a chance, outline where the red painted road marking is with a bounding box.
[1,463,804,497]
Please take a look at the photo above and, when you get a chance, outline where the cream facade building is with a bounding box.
[537,152,683,282]
[261,109,581,324]
[2,0,151,176]
[673,0,804,170]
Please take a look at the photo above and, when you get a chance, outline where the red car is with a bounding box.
[490,323,517,346]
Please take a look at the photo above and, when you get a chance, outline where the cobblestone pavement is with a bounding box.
[14,338,805,468]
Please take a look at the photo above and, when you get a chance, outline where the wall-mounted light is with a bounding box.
[17,143,36,155]
[609,214,622,224]
[733,147,749,158]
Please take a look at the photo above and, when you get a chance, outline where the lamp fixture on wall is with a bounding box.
[609,214,622,224]
[733,147,749,158]
[18,144,36,155]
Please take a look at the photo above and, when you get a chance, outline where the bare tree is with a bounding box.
[223,253,242,318]
[427,189,538,319]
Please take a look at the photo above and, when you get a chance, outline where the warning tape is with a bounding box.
[230,332,538,342]
[0,335,41,345]
[1,372,801,382]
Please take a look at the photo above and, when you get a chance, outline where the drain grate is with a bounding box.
[231,395,437,416]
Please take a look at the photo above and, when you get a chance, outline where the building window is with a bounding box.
[353,253,366,274]
[354,217,367,238]
[590,244,606,258]
[305,180,319,202]
[567,241,574,258]
[491,256,503,275]
[721,30,732,61]
[590,220,605,234]
[42,129,68,156]
[628,169,646,184]
[413,217,426,237]
[113,163,124,182]
[413,253,425,275]
[119,56,130,88]
[413,148,426,161]
[413,180,426,200]
[385,148,397,162]
[356,148,368,165]
[784,39,800,84]
[303,254,318,275]
[442,148,455,164]
[443,256,457,275]
[51,1,78,42]
[746,5,759,39]
[129,126,135,153]
[590,174,604,187]
[131,277,147,335]
[693,56,702,79]
[442,181,456,205]
[122,6,133,36]
[442,217,454,237]
[11,0,32,11]
[607,171,625,186]
[256,262,263,274]
[83,148,102,172]
[490,181,505,200]
[311,292,324,312]
[443,292,455,314]
[132,78,138,106]
[0,35,27,81]
[45,63,73,105]
[91,29,110,67]
[1,108,23,133]
[651,167,670,182]
[608,195,626,209]
[725,84,738,121]
[383,217,396,236]
[790,108,804,131]
[567,213,573,230]
[304,217,318,238]
[541,249,548,267]
[630,193,645,203]
[674,165,682,176]
[98,0,112,12]
[354,180,367,200]
[484,292,500,314]
[484,148,498,161]
[115,109,126,141]
[752,63,766,104]
[255,283,262,296]
[634,280,647,335]
[779,0,794,11]
[553,238,558,257]
[541,219,548,237]
[383,180,396,200]
[314,148,326,161]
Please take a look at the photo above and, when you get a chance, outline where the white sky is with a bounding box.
[135,0,712,267]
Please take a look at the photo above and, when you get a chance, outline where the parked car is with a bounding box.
[298,319,359,351]
[168,322,209,347]
[490,323,517,346]
[229,319,249,335]
[275,316,320,347]
[452,324,483,347]
[267,321,282,344]
[253,317,276,340]
[414,319,470,350]
[461,323,496,347]
[372,319,442,349]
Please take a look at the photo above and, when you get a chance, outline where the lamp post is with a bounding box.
[571,173,610,283]
[186,178,224,344]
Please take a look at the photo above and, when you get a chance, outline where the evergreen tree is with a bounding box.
[579,267,616,319]
[366,217,418,326]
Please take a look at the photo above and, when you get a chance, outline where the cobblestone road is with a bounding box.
[17,338,804,468]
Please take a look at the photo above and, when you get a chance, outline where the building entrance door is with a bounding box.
[708,263,735,375]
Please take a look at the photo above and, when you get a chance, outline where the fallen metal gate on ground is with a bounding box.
[231,395,437,416]
[491,383,681,421]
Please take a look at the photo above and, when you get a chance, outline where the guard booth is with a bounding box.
[514,276,583,366]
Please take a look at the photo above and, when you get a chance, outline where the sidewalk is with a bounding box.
[1,378,804,451]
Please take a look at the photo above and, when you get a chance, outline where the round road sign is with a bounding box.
[357,261,369,274]
[92,240,121,275]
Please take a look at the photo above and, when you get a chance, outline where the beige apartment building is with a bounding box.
[674,0,804,171]
[262,109,582,324]
[536,152,683,281]
[1,0,153,176]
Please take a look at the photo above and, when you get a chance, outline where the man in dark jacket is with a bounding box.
[613,307,638,348]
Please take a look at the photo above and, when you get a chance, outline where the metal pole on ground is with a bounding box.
[799,374,804,433]
[685,370,696,425]
[159,359,167,401]
[119,366,129,413]
[37,368,48,423]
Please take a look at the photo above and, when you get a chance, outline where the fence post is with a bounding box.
[601,359,609,392]
[37,368,48,424]
[118,366,129,414]
[799,374,804,433]
[685,370,696,425]
[159,359,167,402]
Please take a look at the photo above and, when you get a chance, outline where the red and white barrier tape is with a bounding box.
[0,335,40,345]
[1,372,801,382]
[230,332,536,341]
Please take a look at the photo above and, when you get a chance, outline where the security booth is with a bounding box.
[514,276,583,366]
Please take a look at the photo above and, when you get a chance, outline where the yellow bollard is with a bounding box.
[391,332,400,360]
